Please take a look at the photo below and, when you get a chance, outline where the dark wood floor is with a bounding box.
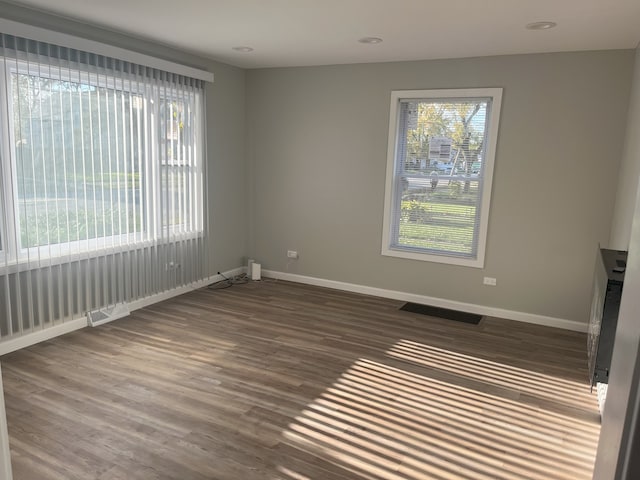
[1,279,600,480]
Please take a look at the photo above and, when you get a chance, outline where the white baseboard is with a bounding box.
[0,267,245,356]
[126,266,246,312]
[263,269,588,333]
[0,318,88,356]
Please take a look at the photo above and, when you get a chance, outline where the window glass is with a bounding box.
[3,63,203,259]
[11,71,145,248]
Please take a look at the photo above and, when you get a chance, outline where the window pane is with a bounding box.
[161,165,193,228]
[402,100,488,177]
[11,71,145,249]
[396,99,489,256]
[159,96,196,229]
[397,178,479,256]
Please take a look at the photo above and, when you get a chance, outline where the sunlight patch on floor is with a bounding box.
[280,341,600,480]
[276,466,312,480]
[387,340,596,408]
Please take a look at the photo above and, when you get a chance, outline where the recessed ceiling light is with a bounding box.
[525,21,557,30]
[232,46,254,53]
[358,37,383,44]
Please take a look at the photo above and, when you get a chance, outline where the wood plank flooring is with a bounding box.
[1,279,601,479]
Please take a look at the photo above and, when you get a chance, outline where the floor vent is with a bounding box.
[399,302,482,325]
[87,304,131,327]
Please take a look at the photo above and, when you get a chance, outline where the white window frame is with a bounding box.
[0,58,204,266]
[0,63,15,265]
[381,88,503,268]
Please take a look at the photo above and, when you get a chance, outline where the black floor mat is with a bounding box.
[399,302,482,324]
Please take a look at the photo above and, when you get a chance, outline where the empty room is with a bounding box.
[1,1,640,479]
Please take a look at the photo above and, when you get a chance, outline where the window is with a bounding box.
[0,39,205,263]
[0,30,212,338]
[382,88,502,268]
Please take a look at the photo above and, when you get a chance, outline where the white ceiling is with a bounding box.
[6,0,640,69]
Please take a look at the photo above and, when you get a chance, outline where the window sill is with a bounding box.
[0,231,204,275]
[381,246,485,268]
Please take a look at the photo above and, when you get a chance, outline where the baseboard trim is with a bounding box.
[0,267,245,356]
[126,266,246,312]
[0,318,88,356]
[263,269,587,333]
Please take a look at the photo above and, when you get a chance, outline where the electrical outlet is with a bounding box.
[483,277,497,286]
[287,250,299,259]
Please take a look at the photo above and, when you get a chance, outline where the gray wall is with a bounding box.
[246,51,633,323]
[610,47,640,251]
[205,62,248,272]
[0,1,248,274]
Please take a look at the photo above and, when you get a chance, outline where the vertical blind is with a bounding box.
[0,33,210,340]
